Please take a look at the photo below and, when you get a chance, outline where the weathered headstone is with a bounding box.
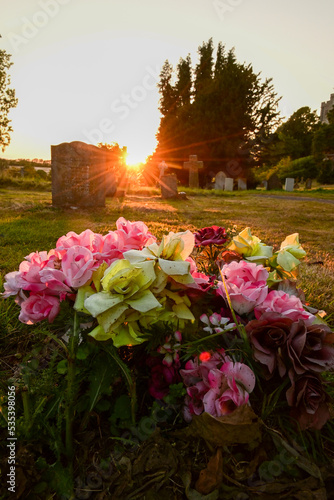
[214,171,226,190]
[224,178,234,191]
[51,141,114,208]
[305,178,312,189]
[267,173,282,190]
[183,155,203,188]
[238,178,247,190]
[262,180,268,190]
[161,174,178,199]
[285,178,295,192]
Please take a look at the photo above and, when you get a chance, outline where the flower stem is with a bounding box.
[65,311,80,462]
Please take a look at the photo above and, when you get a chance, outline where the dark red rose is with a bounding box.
[286,372,330,430]
[194,226,227,247]
[246,313,293,378]
[287,321,334,376]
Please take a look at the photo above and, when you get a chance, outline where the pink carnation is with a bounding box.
[255,290,315,324]
[217,260,269,315]
[19,293,60,324]
[61,246,98,289]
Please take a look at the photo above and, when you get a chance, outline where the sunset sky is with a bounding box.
[1,0,334,164]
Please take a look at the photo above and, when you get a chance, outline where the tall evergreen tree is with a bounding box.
[154,40,281,184]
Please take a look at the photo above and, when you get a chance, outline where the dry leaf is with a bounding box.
[185,405,261,448]
[195,448,223,494]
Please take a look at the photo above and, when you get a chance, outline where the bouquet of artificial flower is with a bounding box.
[3,219,334,432]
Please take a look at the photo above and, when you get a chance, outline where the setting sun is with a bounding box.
[125,151,146,168]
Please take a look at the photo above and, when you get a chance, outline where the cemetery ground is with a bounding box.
[1,186,334,498]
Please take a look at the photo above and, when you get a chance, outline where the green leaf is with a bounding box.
[87,353,118,413]
[56,359,67,375]
[76,344,92,360]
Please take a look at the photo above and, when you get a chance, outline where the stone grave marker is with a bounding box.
[267,173,282,190]
[238,178,247,190]
[214,171,226,190]
[285,178,295,192]
[161,174,178,199]
[305,178,312,189]
[51,141,113,208]
[224,178,234,191]
[183,155,203,188]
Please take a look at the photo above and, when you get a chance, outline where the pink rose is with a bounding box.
[115,217,156,251]
[56,229,103,254]
[255,290,315,324]
[61,246,98,289]
[100,231,124,263]
[19,293,60,324]
[16,251,53,293]
[217,260,269,315]
[2,271,21,298]
[40,268,72,294]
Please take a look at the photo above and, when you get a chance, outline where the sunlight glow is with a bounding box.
[125,152,146,168]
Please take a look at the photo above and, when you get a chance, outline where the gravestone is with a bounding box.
[305,178,312,189]
[285,178,295,192]
[51,141,114,208]
[183,155,203,188]
[262,180,268,190]
[224,178,234,191]
[238,178,247,190]
[161,174,178,199]
[267,173,282,190]
[214,171,226,190]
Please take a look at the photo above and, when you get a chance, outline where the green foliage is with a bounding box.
[263,107,320,166]
[0,49,18,151]
[155,39,281,184]
[266,155,318,182]
[312,115,334,183]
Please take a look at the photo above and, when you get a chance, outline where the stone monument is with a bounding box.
[305,178,312,189]
[238,178,247,190]
[51,141,115,208]
[183,155,203,188]
[160,174,178,199]
[224,178,234,191]
[267,173,282,190]
[285,178,295,192]
[214,171,226,190]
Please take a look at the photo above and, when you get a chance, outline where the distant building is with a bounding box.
[320,92,334,123]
